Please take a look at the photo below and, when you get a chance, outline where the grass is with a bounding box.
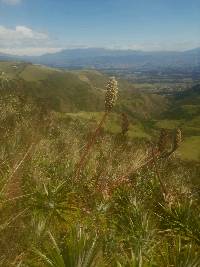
[1,61,200,164]
[155,116,200,161]
[1,121,199,266]
[0,73,200,266]
[179,136,200,161]
[19,64,61,82]
[61,112,150,139]
[0,61,168,116]
[0,62,199,164]
[155,119,183,129]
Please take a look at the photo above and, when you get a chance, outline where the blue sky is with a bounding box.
[0,0,200,55]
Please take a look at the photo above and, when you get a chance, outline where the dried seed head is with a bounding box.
[158,128,168,153]
[121,113,129,135]
[174,128,182,150]
[105,77,118,112]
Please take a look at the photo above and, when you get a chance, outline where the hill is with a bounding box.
[0,61,167,117]
[1,61,199,161]
[154,84,200,161]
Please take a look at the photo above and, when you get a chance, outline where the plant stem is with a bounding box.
[75,112,108,180]
[151,147,167,197]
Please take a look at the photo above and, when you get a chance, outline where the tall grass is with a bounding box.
[0,77,199,266]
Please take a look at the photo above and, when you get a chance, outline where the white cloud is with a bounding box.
[0,25,48,42]
[0,47,63,56]
[103,41,200,52]
[1,0,21,5]
[0,25,62,55]
[143,42,196,51]
[16,26,48,39]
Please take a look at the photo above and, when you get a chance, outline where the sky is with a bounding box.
[0,0,200,55]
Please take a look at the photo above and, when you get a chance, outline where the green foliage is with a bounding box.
[158,200,200,245]
[33,227,101,267]
[158,237,200,267]
[0,62,200,266]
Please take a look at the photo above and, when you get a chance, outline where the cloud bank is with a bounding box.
[0,25,62,55]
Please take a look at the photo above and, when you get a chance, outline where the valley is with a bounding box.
[0,61,199,161]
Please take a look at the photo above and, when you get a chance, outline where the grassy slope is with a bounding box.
[179,136,200,161]
[154,85,200,160]
[0,61,166,111]
[1,61,199,160]
[0,60,166,119]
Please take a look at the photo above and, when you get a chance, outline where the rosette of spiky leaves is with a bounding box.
[26,181,79,227]
[158,237,200,267]
[33,226,102,267]
[105,77,118,112]
[110,190,157,266]
[157,199,200,245]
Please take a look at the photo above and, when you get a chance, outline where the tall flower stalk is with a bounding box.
[105,76,118,112]
[121,113,129,136]
[173,128,182,151]
[75,77,118,179]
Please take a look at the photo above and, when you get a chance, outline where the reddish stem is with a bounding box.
[75,112,108,179]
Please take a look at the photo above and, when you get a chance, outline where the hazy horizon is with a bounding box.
[1,45,200,57]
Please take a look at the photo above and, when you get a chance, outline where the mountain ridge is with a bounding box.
[1,47,200,70]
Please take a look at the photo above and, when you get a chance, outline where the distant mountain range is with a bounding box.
[1,47,200,71]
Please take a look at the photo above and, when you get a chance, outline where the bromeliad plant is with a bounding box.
[75,77,118,179]
[33,226,102,267]
[73,76,184,203]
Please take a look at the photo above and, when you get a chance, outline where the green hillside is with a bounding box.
[1,61,200,267]
[154,85,200,160]
[0,61,199,161]
[0,61,167,130]
[0,61,167,115]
